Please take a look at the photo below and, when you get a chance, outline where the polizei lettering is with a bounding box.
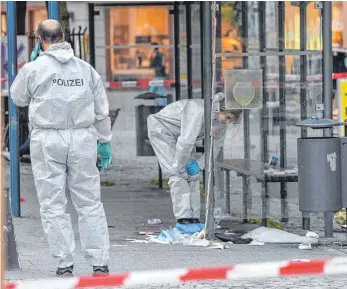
[52,78,84,87]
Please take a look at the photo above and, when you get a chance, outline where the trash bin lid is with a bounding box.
[296,118,347,129]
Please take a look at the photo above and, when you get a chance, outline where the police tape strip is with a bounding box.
[3,72,347,88]
[104,72,347,89]
[6,257,347,289]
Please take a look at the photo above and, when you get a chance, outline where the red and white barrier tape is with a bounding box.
[105,73,347,89]
[6,257,347,289]
[3,72,347,89]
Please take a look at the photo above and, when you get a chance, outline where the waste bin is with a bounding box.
[296,119,343,213]
[135,92,173,156]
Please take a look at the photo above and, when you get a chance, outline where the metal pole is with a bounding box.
[48,1,60,21]
[202,1,214,239]
[300,2,310,230]
[186,3,193,100]
[278,2,287,225]
[259,2,270,225]
[322,1,334,238]
[6,1,20,217]
[241,2,251,224]
[174,2,181,101]
[200,3,205,189]
[88,3,96,68]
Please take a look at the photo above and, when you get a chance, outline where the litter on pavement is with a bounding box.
[241,227,319,249]
[147,218,162,225]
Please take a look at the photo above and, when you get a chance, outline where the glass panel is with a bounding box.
[108,6,173,82]
[214,52,323,224]
[332,1,343,48]
[265,2,278,50]
[191,3,202,98]
[285,1,300,50]
[306,1,322,50]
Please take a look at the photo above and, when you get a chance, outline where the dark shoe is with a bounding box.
[177,218,194,224]
[93,265,109,276]
[56,265,74,277]
[191,218,200,224]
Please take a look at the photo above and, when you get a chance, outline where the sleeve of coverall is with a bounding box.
[197,125,227,170]
[10,66,31,107]
[91,67,112,143]
[173,102,204,174]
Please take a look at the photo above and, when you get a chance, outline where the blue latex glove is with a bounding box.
[176,223,202,235]
[185,160,200,176]
[30,40,42,62]
[97,143,112,169]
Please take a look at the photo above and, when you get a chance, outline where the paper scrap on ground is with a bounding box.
[241,227,319,247]
[298,243,312,250]
[209,243,229,250]
[249,240,264,246]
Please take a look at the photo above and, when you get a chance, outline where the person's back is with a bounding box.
[19,42,103,131]
[152,99,205,140]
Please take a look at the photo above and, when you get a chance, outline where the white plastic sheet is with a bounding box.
[241,227,319,245]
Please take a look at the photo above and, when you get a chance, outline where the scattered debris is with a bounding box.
[209,243,229,250]
[148,218,162,225]
[101,179,116,186]
[215,232,253,244]
[184,239,209,247]
[334,209,347,228]
[241,227,319,247]
[298,243,312,250]
[139,231,158,236]
[249,240,264,246]
[126,239,149,244]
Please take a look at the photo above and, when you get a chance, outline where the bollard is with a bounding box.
[4,188,20,270]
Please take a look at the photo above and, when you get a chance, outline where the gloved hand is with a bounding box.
[185,160,200,176]
[97,142,112,169]
[30,40,42,62]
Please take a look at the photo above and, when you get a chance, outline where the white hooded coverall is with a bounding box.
[10,42,111,268]
[147,98,227,220]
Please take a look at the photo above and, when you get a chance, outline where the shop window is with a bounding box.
[108,6,173,81]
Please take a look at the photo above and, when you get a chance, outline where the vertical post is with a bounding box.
[0,7,4,285]
[158,163,163,189]
[174,2,181,101]
[48,1,60,20]
[186,3,193,100]
[241,1,251,224]
[300,2,310,230]
[7,1,20,217]
[259,2,270,225]
[278,2,287,226]
[88,3,96,68]
[202,1,214,239]
[200,3,206,189]
[214,3,224,201]
[322,1,334,238]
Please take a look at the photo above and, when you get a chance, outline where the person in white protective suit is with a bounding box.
[147,93,242,235]
[10,20,112,277]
